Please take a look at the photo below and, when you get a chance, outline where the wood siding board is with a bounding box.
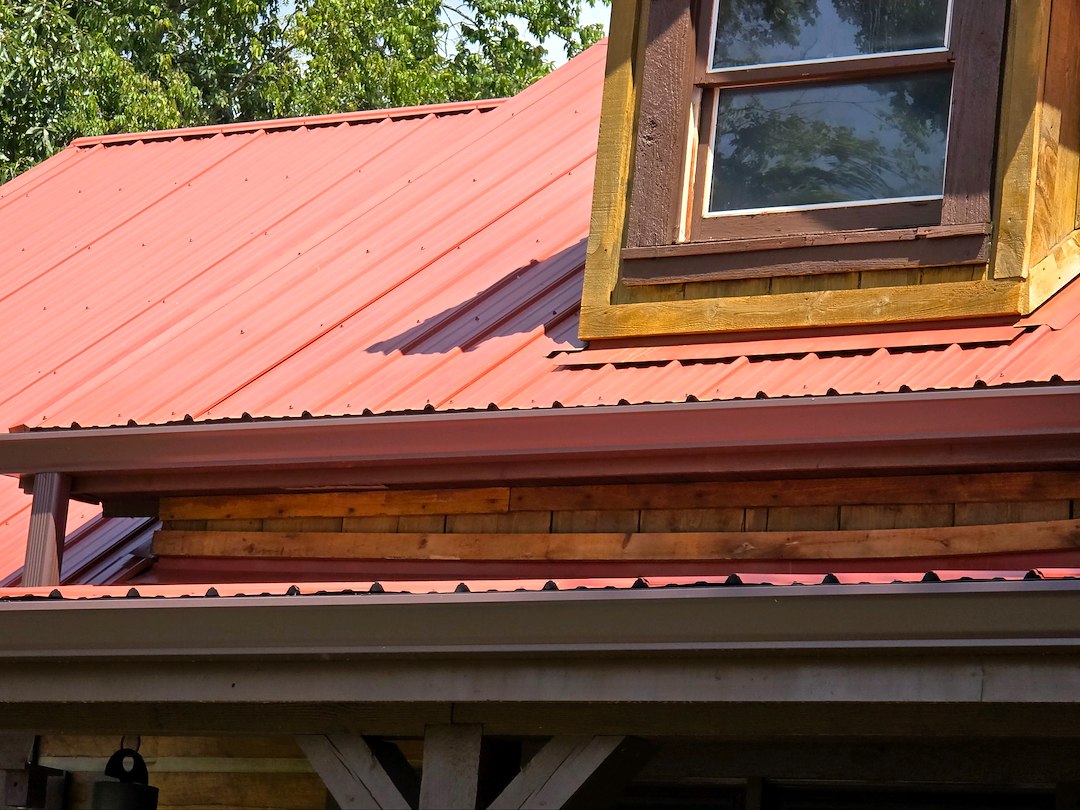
[161,519,207,532]
[1034,0,1080,259]
[579,278,1022,337]
[953,500,1073,526]
[940,0,1008,225]
[1026,230,1080,312]
[343,516,402,533]
[765,507,840,533]
[151,520,1080,561]
[839,504,954,531]
[772,271,861,295]
[621,233,989,284]
[639,508,744,532]
[205,519,264,532]
[395,515,444,533]
[621,223,991,259]
[551,510,641,533]
[510,473,1080,512]
[626,0,694,247]
[160,489,509,521]
[681,275,777,299]
[299,517,344,533]
[446,512,552,534]
[990,0,1053,278]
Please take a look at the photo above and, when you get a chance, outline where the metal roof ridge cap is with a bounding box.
[68,98,506,147]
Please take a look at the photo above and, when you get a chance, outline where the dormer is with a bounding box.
[581,0,1080,338]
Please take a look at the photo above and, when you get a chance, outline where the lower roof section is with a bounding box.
[1,578,1080,735]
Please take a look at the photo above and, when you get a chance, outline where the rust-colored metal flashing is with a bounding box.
[1,387,1078,500]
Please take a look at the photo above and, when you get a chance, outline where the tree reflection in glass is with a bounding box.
[712,0,950,70]
[708,72,952,214]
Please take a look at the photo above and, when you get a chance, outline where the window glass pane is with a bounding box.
[708,73,951,215]
[712,0,950,70]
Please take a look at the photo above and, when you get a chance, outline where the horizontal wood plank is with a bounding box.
[160,488,510,521]
[578,278,1022,338]
[152,519,1080,561]
[509,472,1080,511]
[620,233,989,285]
[621,223,990,260]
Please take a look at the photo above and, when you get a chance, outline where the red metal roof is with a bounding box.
[1,39,1080,578]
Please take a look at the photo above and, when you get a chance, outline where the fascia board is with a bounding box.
[0,387,1078,497]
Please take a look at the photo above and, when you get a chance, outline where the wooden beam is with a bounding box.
[418,725,482,810]
[160,488,510,521]
[488,736,652,810]
[22,473,70,587]
[990,0,1052,278]
[579,278,1022,339]
[578,0,643,322]
[297,735,412,810]
[154,518,1080,562]
[510,472,1080,512]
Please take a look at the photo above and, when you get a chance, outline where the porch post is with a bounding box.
[419,725,483,810]
[21,473,70,587]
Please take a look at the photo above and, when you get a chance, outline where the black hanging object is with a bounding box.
[91,749,158,810]
[4,736,67,810]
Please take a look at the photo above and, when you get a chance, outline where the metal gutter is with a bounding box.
[1,387,1079,499]
[2,579,1079,660]
[2,581,1080,725]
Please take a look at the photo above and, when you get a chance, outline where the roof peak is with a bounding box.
[68,97,505,148]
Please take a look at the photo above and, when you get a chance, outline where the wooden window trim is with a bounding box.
[623,0,1007,285]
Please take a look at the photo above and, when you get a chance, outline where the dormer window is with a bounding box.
[621,0,1006,285]
[581,0,1077,340]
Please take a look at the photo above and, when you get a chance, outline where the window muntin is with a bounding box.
[706,72,952,216]
[710,0,952,71]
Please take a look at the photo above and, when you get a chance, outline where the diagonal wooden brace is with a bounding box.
[489,736,653,810]
[298,735,415,810]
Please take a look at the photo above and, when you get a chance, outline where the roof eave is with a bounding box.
[3,386,1079,500]
[2,581,1080,736]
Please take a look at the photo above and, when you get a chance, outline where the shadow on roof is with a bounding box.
[366,240,586,355]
